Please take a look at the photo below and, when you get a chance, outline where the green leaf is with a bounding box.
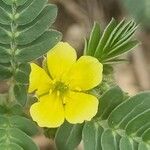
[110,21,136,47]
[16,0,48,25]
[14,84,27,106]
[108,92,150,129]
[14,63,30,84]
[2,0,28,6]
[83,38,88,55]
[82,121,103,150]
[85,19,138,64]
[0,104,24,115]
[9,115,38,136]
[0,105,7,114]
[103,40,139,60]
[0,25,11,44]
[138,143,150,150]
[0,114,39,150]
[15,30,62,62]
[0,46,11,63]
[103,58,128,64]
[82,87,150,150]
[9,104,25,116]
[96,86,124,119]
[16,4,57,45]
[0,63,12,80]
[101,129,120,150]
[0,1,11,13]
[2,0,14,5]
[119,136,134,150]
[15,0,28,6]
[0,3,11,25]
[86,22,101,56]
[55,121,83,150]
[0,143,24,150]
[94,18,117,58]
[0,128,39,150]
[102,19,126,53]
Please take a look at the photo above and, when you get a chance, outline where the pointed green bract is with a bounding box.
[86,22,101,56]
[94,18,117,58]
[84,19,138,64]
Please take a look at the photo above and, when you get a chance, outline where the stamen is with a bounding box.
[49,89,52,94]
[57,91,60,97]
[75,87,82,91]
[63,97,67,105]
[49,81,69,98]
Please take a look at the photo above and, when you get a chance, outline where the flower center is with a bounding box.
[51,81,69,96]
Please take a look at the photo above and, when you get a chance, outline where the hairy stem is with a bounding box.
[8,2,18,103]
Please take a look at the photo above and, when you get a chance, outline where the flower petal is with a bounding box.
[47,42,77,81]
[30,94,65,128]
[28,63,51,95]
[65,91,99,124]
[66,56,103,91]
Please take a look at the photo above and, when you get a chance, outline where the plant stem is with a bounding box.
[8,2,18,103]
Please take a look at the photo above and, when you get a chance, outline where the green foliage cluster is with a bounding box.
[55,87,150,150]
[0,0,61,105]
[53,20,150,150]
[0,0,150,150]
[0,104,38,149]
[84,19,138,64]
[0,0,61,149]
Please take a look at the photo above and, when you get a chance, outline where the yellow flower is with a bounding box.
[29,42,103,128]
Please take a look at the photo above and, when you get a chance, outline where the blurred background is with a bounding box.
[0,0,150,149]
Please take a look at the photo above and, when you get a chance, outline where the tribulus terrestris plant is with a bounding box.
[0,0,150,150]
